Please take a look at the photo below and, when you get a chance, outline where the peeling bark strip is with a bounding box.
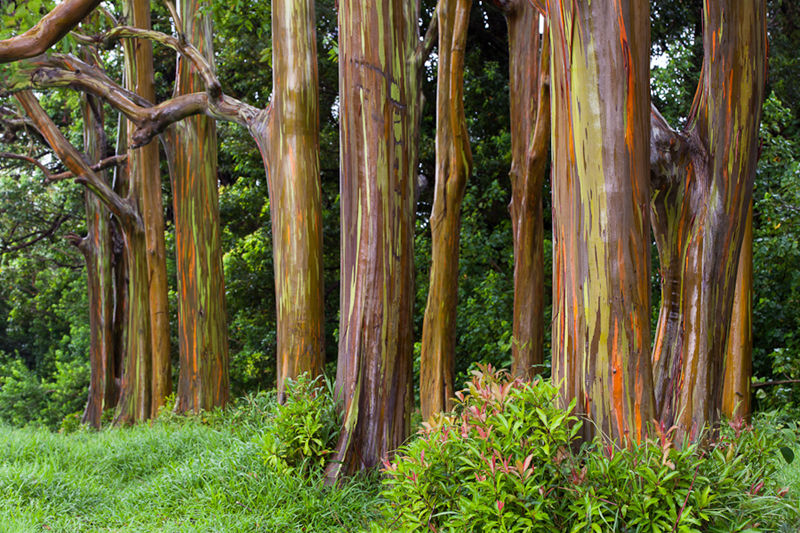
[328,0,422,479]
[420,0,472,420]
[168,0,230,414]
[650,1,766,439]
[115,0,171,422]
[550,0,655,444]
[260,0,324,402]
[494,0,550,380]
[78,87,116,429]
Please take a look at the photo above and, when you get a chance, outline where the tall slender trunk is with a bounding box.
[76,91,115,428]
[168,0,230,413]
[722,204,752,421]
[258,0,324,402]
[550,0,655,444]
[501,2,550,379]
[124,0,171,415]
[650,1,766,439]
[419,0,472,420]
[328,0,422,478]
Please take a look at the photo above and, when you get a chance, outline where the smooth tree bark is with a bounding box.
[0,0,102,63]
[13,90,156,424]
[166,0,230,413]
[73,89,117,428]
[261,0,324,402]
[328,0,430,479]
[550,0,655,444]
[121,0,171,419]
[492,0,550,379]
[722,204,753,421]
[419,0,472,420]
[649,1,766,438]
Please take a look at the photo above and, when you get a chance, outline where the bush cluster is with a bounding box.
[380,366,799,532]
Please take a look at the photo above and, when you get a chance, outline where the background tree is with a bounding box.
[419,0,471,420]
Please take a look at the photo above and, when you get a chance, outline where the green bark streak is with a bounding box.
[650,1,766,439]
[551,0,655,444]
[261,0,325,402]
[328,0,420,479]
[169,0,230,414]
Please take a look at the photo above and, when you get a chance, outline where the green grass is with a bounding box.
[0,418,381,532]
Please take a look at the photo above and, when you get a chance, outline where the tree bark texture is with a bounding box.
[419,0,472,420]
[168,0,230,414]
[328,0,421,478]
[722,204,752,421]
[12,90,152,424]
[650,1,766,438]
[255,0,324,402]
[503,1,549,380]
[77,91,115,428]
[550,0,655,444]
[123,0,171,417]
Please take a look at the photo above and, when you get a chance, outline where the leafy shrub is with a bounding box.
[254,374,340,474]
[381,366,800,532]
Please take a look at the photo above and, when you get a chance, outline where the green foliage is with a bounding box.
[380,368,800,532]
[0,403,380,532]
[0,355,88,430]
[253,375,340,475]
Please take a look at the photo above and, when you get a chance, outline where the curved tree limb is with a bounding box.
[0,0,102,63]
[14,90,138,225]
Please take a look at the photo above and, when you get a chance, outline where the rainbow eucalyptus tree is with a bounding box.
[550,0,655,444]
[164,0,229,413]
[14,89,159,423]
[650,0,767,438]
[490,0,550,380]
[119,0,171,420]
[72,89,118,427]
[327,0,435,478]
[420,0,472,420]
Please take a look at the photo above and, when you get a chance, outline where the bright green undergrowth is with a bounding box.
[0,380,381,532]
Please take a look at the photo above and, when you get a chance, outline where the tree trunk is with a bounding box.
[650,1,766,439]
[77,92,115,428]
[722,204,752,421]
[168,0,230,413]
[502,2,549,380]
[256,0,324,402]
[419,0,472,420]
[328,0,421,479]
[550,0,655,444]
[124,0,171,416]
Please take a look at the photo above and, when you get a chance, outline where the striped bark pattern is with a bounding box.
[650,1,766,438]
[328,0,421,478]
[550,0,655,444]
[116,0,170,422]
[419,0,472,420]
[77,91,116,428]
[503,2,549,380]
[258,0,325,402]
[169,0,230,414]
[722,205,752,421]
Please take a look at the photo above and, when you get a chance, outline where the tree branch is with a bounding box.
[415,15,438,70]
[752,379,800,388]
[13,90,138,226]
[0,152,55,180]
[650,104,695,191]
[47,154,128,182]
[0,214,71,254]
[0,0,102,63]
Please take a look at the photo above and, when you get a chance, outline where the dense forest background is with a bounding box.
[0,0,798,430]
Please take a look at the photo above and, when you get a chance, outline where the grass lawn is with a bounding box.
[0,420,381,532]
